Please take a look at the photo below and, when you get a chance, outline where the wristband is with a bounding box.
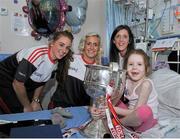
[32,98,40,103]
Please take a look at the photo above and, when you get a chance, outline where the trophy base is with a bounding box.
[80,118,110,138]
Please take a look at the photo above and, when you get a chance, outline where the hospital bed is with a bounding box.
[152,38,180,73]
[0,54,180,138]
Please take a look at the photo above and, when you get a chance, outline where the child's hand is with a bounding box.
[89,106,107,120]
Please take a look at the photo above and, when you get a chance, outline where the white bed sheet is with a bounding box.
[141,68,180,138]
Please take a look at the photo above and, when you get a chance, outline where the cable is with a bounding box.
[150,2,167,35]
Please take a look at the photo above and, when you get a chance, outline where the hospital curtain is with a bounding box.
[105,0,126,57]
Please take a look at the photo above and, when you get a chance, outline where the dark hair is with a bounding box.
[123,49,151,76]
[51,31,74,86]
[31,0,40,7]
[51,30,74,42]
[109,25,135,63]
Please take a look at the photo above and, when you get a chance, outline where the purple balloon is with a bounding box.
[23,0,71,39]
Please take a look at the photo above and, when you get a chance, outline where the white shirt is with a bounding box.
[124,78,158,118]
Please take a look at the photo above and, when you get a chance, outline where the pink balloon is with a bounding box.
[23,0,71,37]
[22,6,29,14]
[61,13,65,26]
[58,0,69,30]
[62,5,68,11]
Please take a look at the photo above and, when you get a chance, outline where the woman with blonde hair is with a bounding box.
[49,32,102,108]
[78,32,102,64]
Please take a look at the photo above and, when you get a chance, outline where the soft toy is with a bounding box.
[51,107,73,128]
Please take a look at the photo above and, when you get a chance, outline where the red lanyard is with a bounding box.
[106,84,125,138]
[105,84,139,139]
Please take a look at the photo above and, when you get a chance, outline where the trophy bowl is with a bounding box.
[81,64,126,138]
[84,64,126,103]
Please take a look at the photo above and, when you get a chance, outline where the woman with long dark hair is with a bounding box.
[109,25,135,69]
[0,30,73,114]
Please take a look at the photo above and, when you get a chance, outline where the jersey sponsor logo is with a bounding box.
[33,71,43,78]
[69,66,78,72]
[18,72,26,77]
[37,60,45,67]
[68,55,86,81]
[68,64,85,80]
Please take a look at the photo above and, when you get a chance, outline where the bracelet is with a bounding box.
[32,98,40,103]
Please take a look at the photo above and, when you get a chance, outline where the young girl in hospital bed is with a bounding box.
[90,49,158,133]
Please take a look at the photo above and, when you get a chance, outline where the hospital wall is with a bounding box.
[0,0,106,54]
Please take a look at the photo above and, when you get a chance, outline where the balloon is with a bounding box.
[58,0,71,30]
[65,0,88,34]
[23,0,71,40]
[22,6,29,14]
[71,25,81,34]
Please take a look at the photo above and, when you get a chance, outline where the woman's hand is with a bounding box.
[31,101,42,111]
[23,105,33,112]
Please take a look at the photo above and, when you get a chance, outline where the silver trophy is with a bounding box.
[81,63,126,138]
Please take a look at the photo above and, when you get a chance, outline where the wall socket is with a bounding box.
[0,7,8,16]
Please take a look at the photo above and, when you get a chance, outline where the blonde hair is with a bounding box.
[78,32,102,64]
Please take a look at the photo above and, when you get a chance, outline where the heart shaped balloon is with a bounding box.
[23,0,71,40]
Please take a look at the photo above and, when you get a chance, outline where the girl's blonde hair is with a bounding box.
[78,32,102,64]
